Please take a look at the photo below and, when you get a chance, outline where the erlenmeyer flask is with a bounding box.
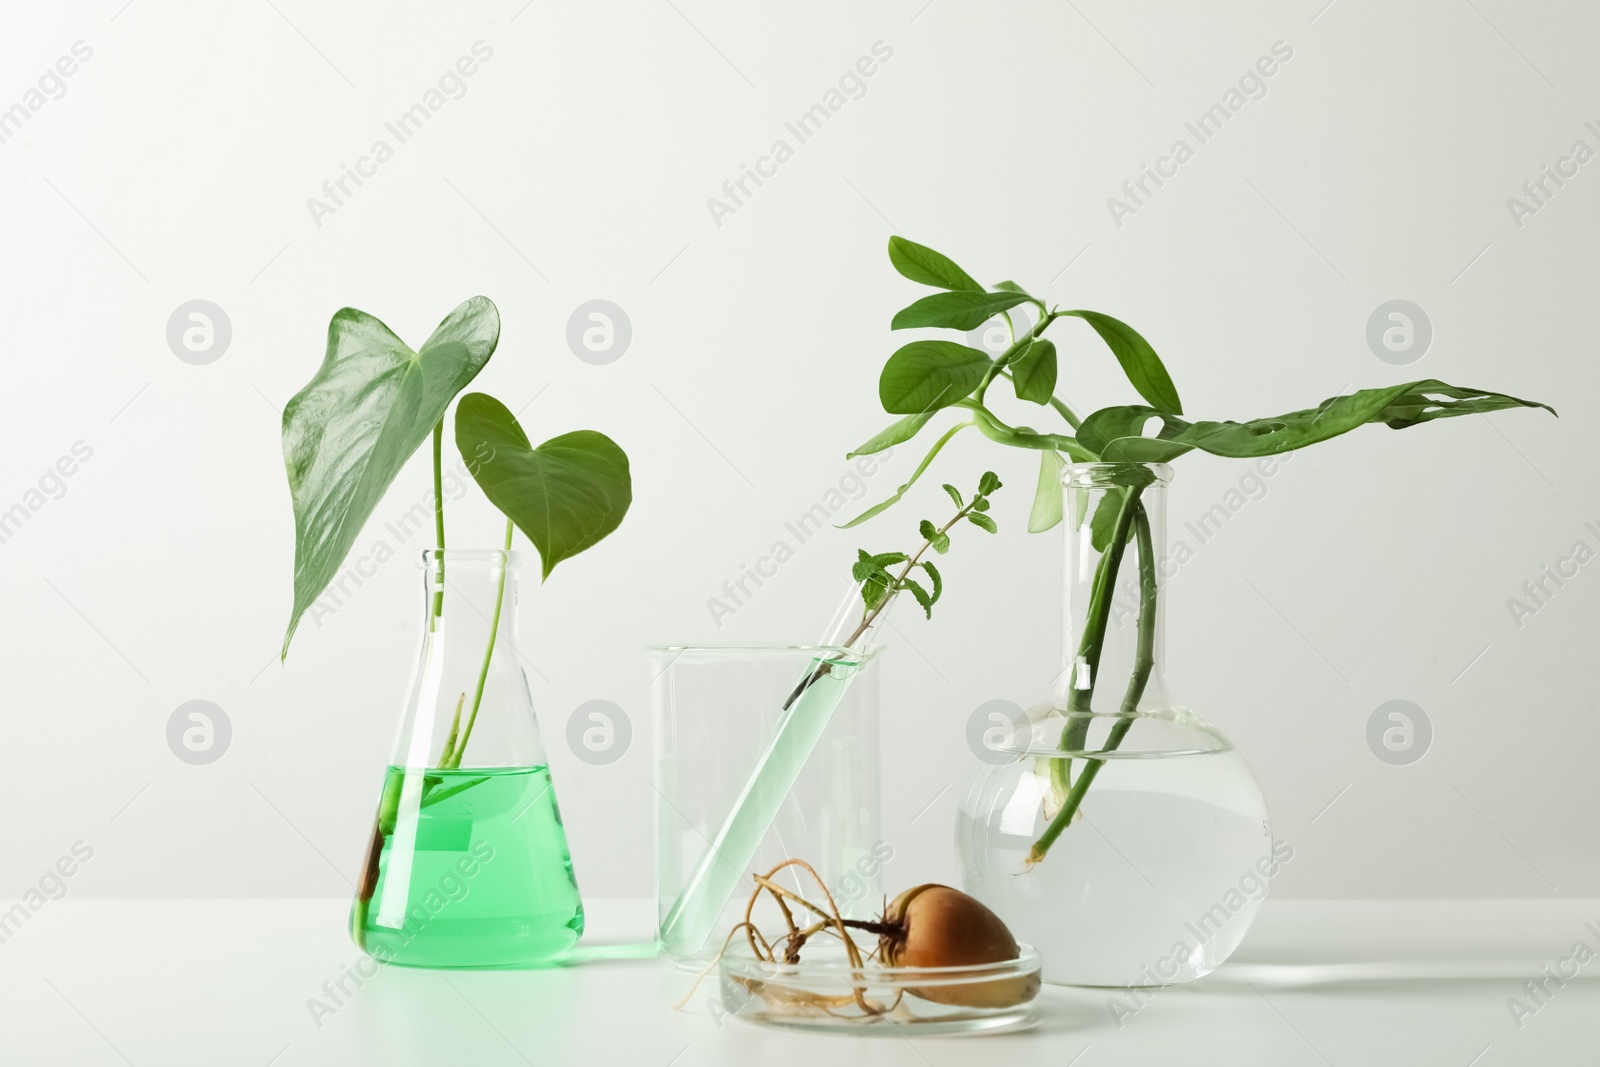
[350,549,583,967]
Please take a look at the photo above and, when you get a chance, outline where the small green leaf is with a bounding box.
[892,290,1035,332]
[869,551,909,567]
[901,577,934,619]
[971,496,990,512]
[918,519,937,542]
[1063,310,1183,415]
[993,280,1029,294]
[455,393,633,580]
[920,559,943,604]
[838,422,971,529]
[861,574,890,609]
[919,519,950,554]
[1088,489,1126,552]
[1009,338,1058,405]
[968,512,998,533]
[847,412,936,458]
[942,484,964,508]
[887,236,983,292]
[878,341,992,415]
[1028,450,1066,533]
[851,550,880,583]
[978,471,1002,495]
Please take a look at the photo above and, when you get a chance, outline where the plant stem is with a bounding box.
[957,399,1096,461]
[1044,485,1142,832]
[1031,501,1156,865]
[1045,393,1083,430]
[430,420,446,627]
[443,518,514,769]
[438,692,465,767]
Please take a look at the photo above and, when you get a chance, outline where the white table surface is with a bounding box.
[2,897,1596,1066]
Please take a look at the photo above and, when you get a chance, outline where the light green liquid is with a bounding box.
[660,656,863,958]
[351,765,583,968]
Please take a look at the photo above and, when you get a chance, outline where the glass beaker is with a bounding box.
[650,644,884,967]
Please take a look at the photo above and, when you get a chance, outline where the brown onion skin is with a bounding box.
[879,884,1040,1008]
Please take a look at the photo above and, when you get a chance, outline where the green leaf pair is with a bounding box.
[280,298,632,658]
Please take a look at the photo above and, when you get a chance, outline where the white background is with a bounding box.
[0,0,1594,914]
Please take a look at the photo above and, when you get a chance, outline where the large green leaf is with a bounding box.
[454,393,632,579]
[847,411,936,458]
[887,236,982,292]
[892,290,1034,331]
[281,297,499,658]
[879,340,992,415]
[1062,310,1182,415]
[1085,380,1555,463]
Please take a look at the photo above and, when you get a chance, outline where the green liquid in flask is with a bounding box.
[351,765,583,967]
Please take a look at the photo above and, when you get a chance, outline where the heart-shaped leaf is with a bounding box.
[892,290,1034,331]
[879,340,992,414]
[281,297,499,658]
[454,393,632,580]
[887,236,982,292]
[1062,310,1183,415]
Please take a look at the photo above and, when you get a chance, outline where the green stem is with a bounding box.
[1031,502,1156,865]
[430,420,446,627]
[438,692,465,767]
[1045,393,1083,431]
[444,518,514,769]
[957,400,1096,461]
[1043,485,1142,835]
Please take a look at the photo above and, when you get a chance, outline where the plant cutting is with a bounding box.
[842,237,1554,984]
[278,296,632,967]
[848,236,1553,860]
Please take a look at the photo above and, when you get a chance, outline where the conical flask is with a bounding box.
[351,549,583,967]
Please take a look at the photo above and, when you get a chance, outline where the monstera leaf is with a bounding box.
[453,393,632,580]
[280,297,499,657]
[1077,380,1555,462]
